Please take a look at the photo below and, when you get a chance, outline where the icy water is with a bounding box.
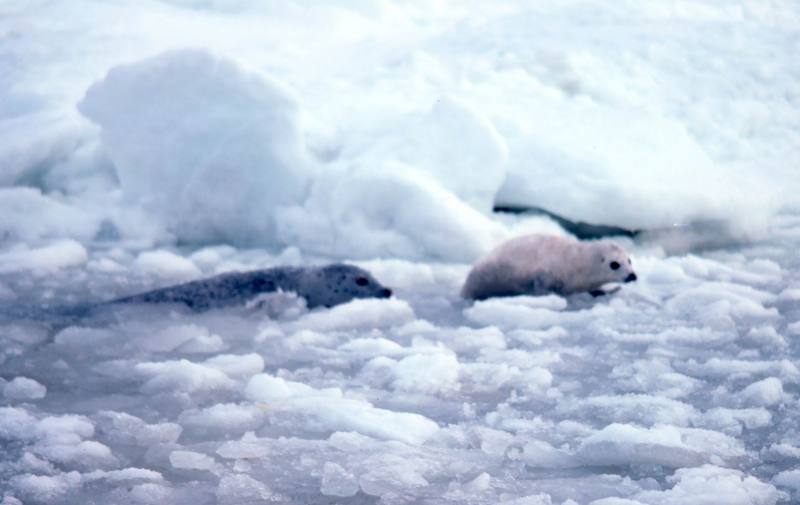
[2,2,799,502]
[2,213,799,505]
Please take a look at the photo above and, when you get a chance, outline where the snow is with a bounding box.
[2,0,800,504]
[276,167,508,261]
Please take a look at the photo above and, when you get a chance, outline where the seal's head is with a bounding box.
[300,264,392,308]
[592,241,637,286]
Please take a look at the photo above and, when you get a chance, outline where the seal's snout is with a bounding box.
[380,288,392,298]
[625,273,637,283]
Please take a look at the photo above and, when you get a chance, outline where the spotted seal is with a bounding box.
[114,264,392,311]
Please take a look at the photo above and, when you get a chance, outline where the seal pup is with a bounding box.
[462,234,636,300]
[112,264,392,311]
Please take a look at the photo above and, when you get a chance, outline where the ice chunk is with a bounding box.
[27,416,111,471]
[558,394,698,427]
[462,362,522,393]
[178,332,228,353]
[437,326,507,353]
[0,187,98,245]
[773,470,800,490]
[0,240,88,274]
[0,322,50,346]
[82,468,164,483]
[697,408,772,436]
[137,324,210,353]
[79,49,311,246]
[3,377,46,400]
[16,452,55,474]
[33,440,117,469]
[338,337,405,357]
[359,454,430,497]
[179,403,264,434]
[577,424,744,468]
[391,352,461,395]
[97,411,182,446]
[520,439,577,468]
[610,360,701,399]
[588,499,647,505]
[739,377,785,407]
[216,473,274,505]
[0,407,38,440]
[202,353,265,379]
[169,450,217,471]
[288,298,415,332]
[245,374,439,444]
[744,326,787,349]
[763,443,800,461]
[463,472,492,492]
[320,461,359,497]
[35,415,94,444]
[683,358,800,383]
[135,359,236,394]
[666,282,778,322]
[497,494,553,505]
[10,472,82,503]
[1,495,23,505]
[778,288,800,301]
[216,432,270,459]
[127,483,175,503]
[464,298,566,330]
[134,250,201,281]
[634,465,779,505]
[0,111,83,187]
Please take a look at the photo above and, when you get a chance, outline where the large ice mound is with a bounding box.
[78,49,511,259]
[78,49,312,246]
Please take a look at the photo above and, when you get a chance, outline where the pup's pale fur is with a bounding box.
[462,234,636,300]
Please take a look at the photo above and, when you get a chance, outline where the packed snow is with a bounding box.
[2,1,800,504]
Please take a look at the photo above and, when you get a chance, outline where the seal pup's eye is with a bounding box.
[610,261,620,270]
[355,277,369,286]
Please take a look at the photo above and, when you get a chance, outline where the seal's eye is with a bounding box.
[355,277,369,286]
[610,261,620,270]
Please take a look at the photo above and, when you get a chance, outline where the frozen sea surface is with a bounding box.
[2,0,800,503]
[1,212,800,504]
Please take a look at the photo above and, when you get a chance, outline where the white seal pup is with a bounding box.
[112,264,392,311]
[462,234,636,300]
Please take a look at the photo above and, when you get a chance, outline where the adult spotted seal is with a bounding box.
[462,234,636,300]
[113,264,392,311]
